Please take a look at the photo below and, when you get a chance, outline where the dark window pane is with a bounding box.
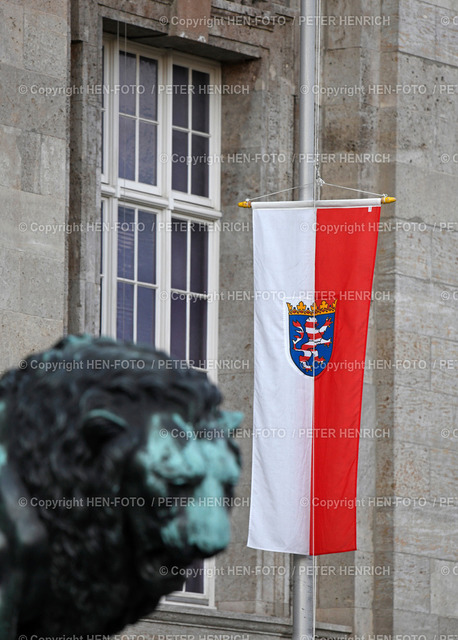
[190,224,208,294]
[137,287,155,346]
[101,110,104,174]
[172,129,188,192]
[139,121,157,185]
[100,202,104,274]
[184,559,204,593]
[139,56,158,120]
[119,51,136,116]
[173,65,189,128]
[100,203,104,334]
[102,50,105,172]
[171,218,187,290]
[119,116,136,180]
[192,70,210,133]
[189,297,207,365]
[138,211,156,284]
[102,47,105,108]
[117,282,134,341]
[191,135,209,197]
[170,295,186,361]
[117,207,135,279]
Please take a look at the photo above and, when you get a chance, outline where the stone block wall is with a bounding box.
[318,0,458,636]
[0,0,69,371]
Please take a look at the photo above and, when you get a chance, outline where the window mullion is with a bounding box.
[165,52,173,198]
[159,207,172,353]
[109,199,119,338]
[206,225,219,384]
[100,199,107,335]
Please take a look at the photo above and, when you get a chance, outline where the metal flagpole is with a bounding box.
[292,1,316,639]
[298,0,316,203]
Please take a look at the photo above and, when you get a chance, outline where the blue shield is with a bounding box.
[287,301,336,377]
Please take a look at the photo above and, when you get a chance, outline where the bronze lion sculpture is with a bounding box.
[0,335,242,638]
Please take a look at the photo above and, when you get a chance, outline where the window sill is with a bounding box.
[123,604,353,639]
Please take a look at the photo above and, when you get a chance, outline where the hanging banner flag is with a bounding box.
[248,204,380,555]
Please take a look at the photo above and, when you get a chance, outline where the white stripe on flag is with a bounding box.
[248,208,316,555]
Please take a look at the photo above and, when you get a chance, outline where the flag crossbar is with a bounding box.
[240,197,395,209]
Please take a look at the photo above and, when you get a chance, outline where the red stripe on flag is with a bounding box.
[310,207,380,555]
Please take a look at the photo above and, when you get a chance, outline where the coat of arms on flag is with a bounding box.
[287,300,336,377]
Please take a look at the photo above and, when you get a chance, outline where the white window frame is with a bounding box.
[101,36,222,607]
[101,36,221,377]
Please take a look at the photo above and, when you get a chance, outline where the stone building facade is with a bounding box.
[0,0,456,638]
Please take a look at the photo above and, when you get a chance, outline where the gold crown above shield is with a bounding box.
[287,300,337,316]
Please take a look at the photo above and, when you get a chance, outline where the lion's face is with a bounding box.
[121,409,242,587]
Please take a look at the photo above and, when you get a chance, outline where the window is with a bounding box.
[101,37,221,367]
[171,65,211,197]
[170,216,209,364]
[165,557,215,607]
[100,37,221,605]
